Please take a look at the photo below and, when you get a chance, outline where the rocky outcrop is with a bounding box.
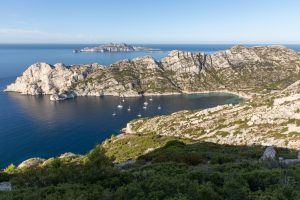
[5,45,300,101]
[18,158,46,169]
[59,152,78,158]
[260,146,276,160]
[114,160,136,169]
[16,153,82,170]
[0,182,11,191]
[75,43,159,53]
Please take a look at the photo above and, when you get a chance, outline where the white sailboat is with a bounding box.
[112,111,116,116]
[127,106,131,111]
[137,112,142,117]
[143,106,147,109]
[144,101,148,106]
[158,105,161,110]
[117,103,123,109]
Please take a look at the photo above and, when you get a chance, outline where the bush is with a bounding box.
[4,164,16,174]
[164,140,186,148]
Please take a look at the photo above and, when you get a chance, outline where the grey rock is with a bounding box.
[0,182,12,191]
[261,146,277,161]
[50,92,76,101]
[59,152,78,158]
[280,158,300,165]
[114,160,136,169]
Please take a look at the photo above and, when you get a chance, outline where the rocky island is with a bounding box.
[74,43,160,53]
[5,45,300,101]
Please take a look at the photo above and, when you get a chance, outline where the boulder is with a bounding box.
[59,152,78,158]
[0,182,12,191]
[50,92,75,101]
[260,146,276,161]
[114,160,136,169]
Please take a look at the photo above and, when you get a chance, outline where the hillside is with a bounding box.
[1,140,300,199]
[104,80,300,163]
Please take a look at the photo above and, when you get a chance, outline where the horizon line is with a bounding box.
[0,42,300,45]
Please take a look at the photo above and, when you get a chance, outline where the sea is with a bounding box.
[0,44,299,168]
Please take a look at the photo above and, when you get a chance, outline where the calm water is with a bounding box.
[0,44,299,168]
[0,44,235,79]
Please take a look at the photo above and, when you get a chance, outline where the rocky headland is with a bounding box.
[74,43,160,53]
[5,45,300,101]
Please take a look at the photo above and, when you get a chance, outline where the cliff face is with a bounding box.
[5,45,300,100]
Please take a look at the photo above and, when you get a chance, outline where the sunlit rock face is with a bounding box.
[5,45,300,101]
[17,158,46,169]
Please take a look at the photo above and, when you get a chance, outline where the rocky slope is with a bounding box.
[117,80,300,151]
[5,45,300,100]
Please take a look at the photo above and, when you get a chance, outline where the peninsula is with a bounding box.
[5,45,300,101]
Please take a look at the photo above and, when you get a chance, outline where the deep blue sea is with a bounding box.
[0,44,299,168]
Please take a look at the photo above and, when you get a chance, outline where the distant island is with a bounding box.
[73,43,160,53]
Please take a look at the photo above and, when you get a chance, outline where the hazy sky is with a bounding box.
[0,0,299,44]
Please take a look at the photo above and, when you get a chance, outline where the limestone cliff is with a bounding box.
[5,45,300,101]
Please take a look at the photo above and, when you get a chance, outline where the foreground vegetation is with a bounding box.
[1,136,300,200]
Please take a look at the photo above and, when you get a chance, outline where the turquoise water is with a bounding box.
[0,44,298,168]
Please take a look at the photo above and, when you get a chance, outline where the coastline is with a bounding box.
[58,90,251,101]
[4,89,250,101]
[142,90,252,99]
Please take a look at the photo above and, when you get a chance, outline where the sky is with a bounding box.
[0,0,299,44]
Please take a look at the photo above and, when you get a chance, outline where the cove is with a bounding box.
[0,83,241,168]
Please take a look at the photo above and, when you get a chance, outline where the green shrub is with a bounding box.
[4,164,16,174]
[2,139,300,199]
